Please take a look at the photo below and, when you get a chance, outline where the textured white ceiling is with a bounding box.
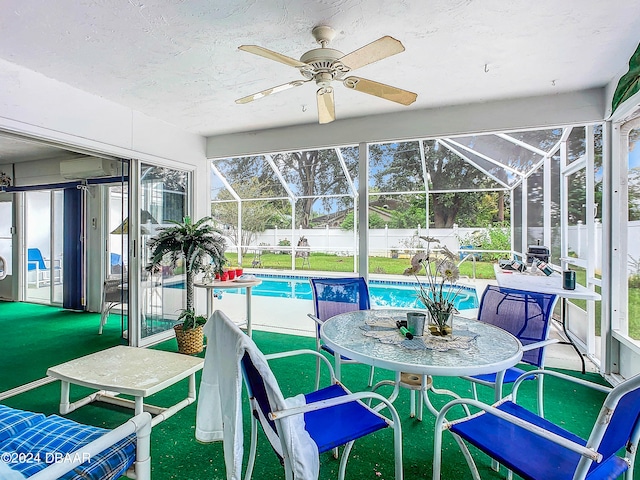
[0,0,639,140]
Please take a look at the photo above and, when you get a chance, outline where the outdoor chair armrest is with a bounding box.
[520,338,559,352]
[269,388,401,430]
[434,397,602,462]
[28,412,152,480]
[511,369,612,401]
[307,313,323,326]
[265,348,336,383]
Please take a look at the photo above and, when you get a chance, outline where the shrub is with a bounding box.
[457,223,511,261]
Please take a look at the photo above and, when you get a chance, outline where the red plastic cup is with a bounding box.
[235,268,244,277]
[227,269,236,280]
[221,271,229,282]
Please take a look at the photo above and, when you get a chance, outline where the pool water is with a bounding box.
[223,275,479,311]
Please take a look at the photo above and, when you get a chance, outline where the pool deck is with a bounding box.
[214,269,597,373]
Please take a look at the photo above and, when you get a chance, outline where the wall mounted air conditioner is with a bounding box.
[60,158,116,179]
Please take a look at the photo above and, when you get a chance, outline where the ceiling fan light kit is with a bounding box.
[236,26,417,124]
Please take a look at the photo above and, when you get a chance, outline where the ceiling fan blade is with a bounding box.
[343,76,417,106]
[317,87,335,124]
[338,36,405,71]
[235,80,309,104]
[238,45,307,68]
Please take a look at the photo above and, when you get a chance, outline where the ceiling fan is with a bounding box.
[235,26,418,124]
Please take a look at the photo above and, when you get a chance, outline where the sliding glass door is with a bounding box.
[137,164,190,345]
[24,190,64,305]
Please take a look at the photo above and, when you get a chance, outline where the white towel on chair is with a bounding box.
[0,461,26,479]
[196,310,319,480]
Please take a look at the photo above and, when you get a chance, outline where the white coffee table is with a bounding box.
[47,346,204,427]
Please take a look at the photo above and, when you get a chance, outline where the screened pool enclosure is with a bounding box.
[211,125,601,274]
[210,123,608,370]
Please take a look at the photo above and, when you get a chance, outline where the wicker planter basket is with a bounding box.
[174,324,204,355]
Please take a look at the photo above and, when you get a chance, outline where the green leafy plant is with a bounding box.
[629,254,640,289]
[456,223,511,261]
[147,216,227,330]
[176,309,207,331]
[276,238,291,254]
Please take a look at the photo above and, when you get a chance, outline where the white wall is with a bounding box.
[0,59,207,170]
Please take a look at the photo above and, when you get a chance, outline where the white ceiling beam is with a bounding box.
[206,88,605,159]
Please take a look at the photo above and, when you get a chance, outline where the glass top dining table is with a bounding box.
[320,308,523,378]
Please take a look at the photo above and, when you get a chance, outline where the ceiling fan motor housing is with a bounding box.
[299,48,347,84]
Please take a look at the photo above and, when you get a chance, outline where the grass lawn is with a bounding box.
[228,252,500,279]
[628,288,640,339]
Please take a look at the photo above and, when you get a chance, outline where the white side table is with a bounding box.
[194,278,262,336]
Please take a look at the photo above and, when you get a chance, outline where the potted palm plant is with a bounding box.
[147,216,227,354]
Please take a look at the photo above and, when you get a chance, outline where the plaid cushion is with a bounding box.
[0,415,136,480]
[0,405,46,443]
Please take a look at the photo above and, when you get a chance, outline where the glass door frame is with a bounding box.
[128,159,194,347]
[22,189,65,306]
[0,192,15,301]
[610,112,640,380]
[559,125,603,371]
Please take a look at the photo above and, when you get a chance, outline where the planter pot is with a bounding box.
[174,324,204,355]
[428,311,453,337]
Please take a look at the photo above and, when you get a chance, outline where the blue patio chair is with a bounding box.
[232,313,403,480]
[433,370,640,480]
[27,247,62,287]
[309,277,375,388]
[110,252,126,274]
[461,285,558,417]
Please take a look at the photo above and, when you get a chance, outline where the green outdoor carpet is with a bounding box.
[0,301,630,480]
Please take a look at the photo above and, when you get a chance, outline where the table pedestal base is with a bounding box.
[371,372,469,419]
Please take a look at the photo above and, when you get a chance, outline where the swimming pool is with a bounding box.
[221,274,479,311]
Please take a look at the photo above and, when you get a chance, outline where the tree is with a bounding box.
[630,129,640,220]
[211,177,289,253]
[339,211,386,230]
[628,167,640,221]
[369,141,501,227]
[274,148,358,228]
[387,194,427,228]
[212,150,357,229]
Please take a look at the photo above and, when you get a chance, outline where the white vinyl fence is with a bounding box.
[235,225,481,258]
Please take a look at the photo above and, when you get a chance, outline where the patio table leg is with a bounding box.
[59,380,70,414]
[334,352,342,381]
[246,287,253,337]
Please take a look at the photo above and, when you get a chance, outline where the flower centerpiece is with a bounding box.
[403,236,464,336]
